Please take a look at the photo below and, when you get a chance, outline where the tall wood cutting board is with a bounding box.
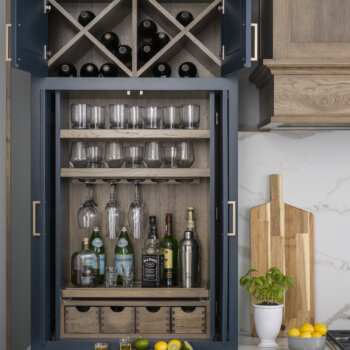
[250,175,315,336]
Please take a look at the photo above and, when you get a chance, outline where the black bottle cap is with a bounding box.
[149,216,156,225]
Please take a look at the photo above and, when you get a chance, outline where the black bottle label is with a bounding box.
[142,254,164,287]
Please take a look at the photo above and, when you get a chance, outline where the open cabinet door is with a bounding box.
[11,0,48,76]
[222,0,251,75]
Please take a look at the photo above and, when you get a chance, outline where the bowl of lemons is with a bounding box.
[288,323,327,350]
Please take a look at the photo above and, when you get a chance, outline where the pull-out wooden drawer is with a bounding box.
[172,306,206,334]
[136,307,170,334]
[64,306,100,334]
[101,306,135,334]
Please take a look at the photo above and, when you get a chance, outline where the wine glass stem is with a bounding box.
[86,183,93,201]
[110,183,116,200]
[134,183,140,200]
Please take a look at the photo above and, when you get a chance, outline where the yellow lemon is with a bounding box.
[289,328,301,337]
[300,323,314,333]
[300,332,312,338]
[314,323,327,336]
[168,340,182,349]
[311,332,322,338]
[155,341,168,350]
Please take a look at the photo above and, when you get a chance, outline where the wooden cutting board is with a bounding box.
[250,174,315,337]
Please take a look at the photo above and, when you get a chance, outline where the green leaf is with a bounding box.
[247,284,253,295]
[285,276,294,287]
[277,289,284,303]
[253,277,263,286]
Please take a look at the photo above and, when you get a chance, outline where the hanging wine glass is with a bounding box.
[104,180,123,239]
[78,181,100,229]
[128,181,147,239]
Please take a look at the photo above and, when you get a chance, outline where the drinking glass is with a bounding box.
[90,106,106,129]
[122,265,134,288]
[181,104,200,129]
[95,343,108,350]
[144,141,163,168]
[87,145,103,168]
[142,106,162,129]
[119,338,131,350]
[128,106,143,129]
[105,267,118,288]
[105,181,122,239]
[162,105,181,129]
[70,104,90,129]
[124,146,144,168]
[105,142,124,168]
[175,141,195,168]
[78,183,100,229]
[163,143,178,168]
[69,141,88,168]
[128,183,147,239]
[109,104,129,129]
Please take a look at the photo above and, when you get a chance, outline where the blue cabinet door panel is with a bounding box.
[12,0,48,76]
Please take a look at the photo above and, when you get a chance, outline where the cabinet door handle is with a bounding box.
[32,201,40,237]
[6,24,11,62]
[227,201,236,237]
[251,23,258,61]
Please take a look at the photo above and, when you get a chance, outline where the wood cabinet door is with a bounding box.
[273,0,350,59]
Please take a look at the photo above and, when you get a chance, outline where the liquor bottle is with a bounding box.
[115,227,134,285]
[186,207,195,231]
[78,10,96,27]
[176,11,194,26]
[138,44,154,64]
[153,62,171,77]
[142,216,164,287]
[100,63,119,77]
[138,19,157,42]
[100,32,119,53]
[80,63,99,77]
[58,63,77,77]
[89,227,105,283]
[160,213,178,287]
[75,238,99,287]
[178,62,197,77]
[71,242,82,285]
[152,32,170,51]
[116,45,132,67]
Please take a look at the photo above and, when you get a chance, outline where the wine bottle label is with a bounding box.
[117,238,128,248]
[99,254,105,275]
[163,248,173,269]
[78,254,98,269]
[92,237,103,248]
[115,254,133,275]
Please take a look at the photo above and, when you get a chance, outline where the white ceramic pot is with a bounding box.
[253,303,284,348]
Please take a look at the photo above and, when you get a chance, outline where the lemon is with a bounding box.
[300,323,314,333]
[300,332,312,338]
[311,332,322,338]
[168,344,180,350]
[134,338,150,350]
[288,328,301,337]
[168,340,182,349]
[314,323,327,336]
[155,341,168,350]
[182,341,193,350]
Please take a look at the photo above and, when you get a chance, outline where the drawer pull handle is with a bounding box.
[32,201,40,237]
[6,24,11,62]
[251,23,258,61]
[227,201,236,237]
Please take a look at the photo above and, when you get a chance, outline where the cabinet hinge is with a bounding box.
[221,45,225,60]
[44,0,51,13]
[44,45,52,60]
[218,0,225,14]
[215,112,219,126]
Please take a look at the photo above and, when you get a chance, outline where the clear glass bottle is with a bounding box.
[75,237,99,288]
[89,227,105,284]
[115,227,134,285]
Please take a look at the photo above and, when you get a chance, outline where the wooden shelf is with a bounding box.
[61,168,210,179]
[60,129,210,139]
[61,283,209,299]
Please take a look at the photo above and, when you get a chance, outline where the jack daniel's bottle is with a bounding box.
[142,216,164,287]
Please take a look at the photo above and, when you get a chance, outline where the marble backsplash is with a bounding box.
[238,130,350,334]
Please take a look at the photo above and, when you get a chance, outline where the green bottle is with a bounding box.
[89,226,105,284]
[160,213,178,287]
[115,227,134,285]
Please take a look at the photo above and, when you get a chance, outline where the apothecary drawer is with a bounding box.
[172,306,206,334]
[136,306,170,334]
[64,306,100,334]
[101,306,135,334]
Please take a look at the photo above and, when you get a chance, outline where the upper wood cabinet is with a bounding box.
[251,0,350,129]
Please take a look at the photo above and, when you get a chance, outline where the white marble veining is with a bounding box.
[238,131,350,334]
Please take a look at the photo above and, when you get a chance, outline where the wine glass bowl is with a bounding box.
[109,104,129,129]
[124,146,144,168]
[105,142,124,168]
[78,183,100,229]
[87,145,103,168]
[163,143,178,168]
[175,141,195,168]
[69,141,88,168]
[181,104,200,129]
[142,106,162,129]
[90,106,106,129]
[105,182,123,239]
[129,106,143,129]
[70,104,90,129]
[128,183,147,240]
[144,141,163,168]
[162,106,181,129]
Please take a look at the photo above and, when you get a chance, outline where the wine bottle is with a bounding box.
[100,32,119,53]
[100,63,118,77]
[178,62,197,77]
[176,11,194,26]
[138,19,157,42]
[115,227,134,285]
[58,63,77,77]
[80,63,99,77]
[138,44,154,63]
[152,32,170,51]
[116,45,132,67]
[153,62,171,77]
[78,10,96,27]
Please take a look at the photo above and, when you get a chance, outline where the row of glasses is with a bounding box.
[105,266,134,288]
[69,141,195,168]
[70,104,200,129]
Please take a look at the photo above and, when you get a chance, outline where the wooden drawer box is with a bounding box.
[171,306,206,334]
[101,306,135,334]
[64,306,100,334]
[136,307,170,334]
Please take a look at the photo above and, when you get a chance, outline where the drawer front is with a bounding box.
[172,306,206,334]
[101,306,135,334]
[136,307,170,334]
[65,306,100,334]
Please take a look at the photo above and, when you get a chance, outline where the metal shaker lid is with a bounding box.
[183,230,194,240]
